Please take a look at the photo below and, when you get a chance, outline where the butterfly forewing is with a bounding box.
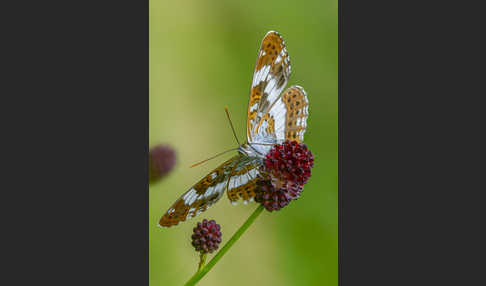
[159,155,241,227]
[247,31,291,143]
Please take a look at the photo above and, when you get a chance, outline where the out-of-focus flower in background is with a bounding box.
[149,144,176,183]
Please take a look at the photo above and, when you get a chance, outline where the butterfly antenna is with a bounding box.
[189,148,238,168]
[224,106,241,146]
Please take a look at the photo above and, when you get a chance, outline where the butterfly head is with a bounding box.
[238,143,257,157]
[238,141,276,159]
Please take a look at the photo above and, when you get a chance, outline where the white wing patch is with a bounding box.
[252,65,271,88]
[227,167,261,205]
[182,188,198,206]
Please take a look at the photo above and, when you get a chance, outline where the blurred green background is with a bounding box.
[149,0,337,285]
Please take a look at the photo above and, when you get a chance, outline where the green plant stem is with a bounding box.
[184,205,264,286]
[197,253,207,272]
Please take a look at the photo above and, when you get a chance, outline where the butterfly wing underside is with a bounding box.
[271,85,309,142]
[226,158,262,204]
[247,31,291,143]
[159,156,240,227]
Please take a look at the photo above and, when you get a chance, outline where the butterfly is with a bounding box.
[159,31,309,227]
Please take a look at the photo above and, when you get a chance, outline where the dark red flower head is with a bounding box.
[255,180,294,211]
[263,140,314,185]
[149,144,176,183]
[191,219,222,254]
[256,140,314,212]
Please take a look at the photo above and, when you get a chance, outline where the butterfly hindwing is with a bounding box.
[226,159,262,204]
[280,85,309,142]
[159,156,241,227]
[247,31,291,143]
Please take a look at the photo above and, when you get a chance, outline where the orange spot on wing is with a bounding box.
[227,178,260,203]
[282,87,308,143]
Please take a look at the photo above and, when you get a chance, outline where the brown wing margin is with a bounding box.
[159,156,240,227]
